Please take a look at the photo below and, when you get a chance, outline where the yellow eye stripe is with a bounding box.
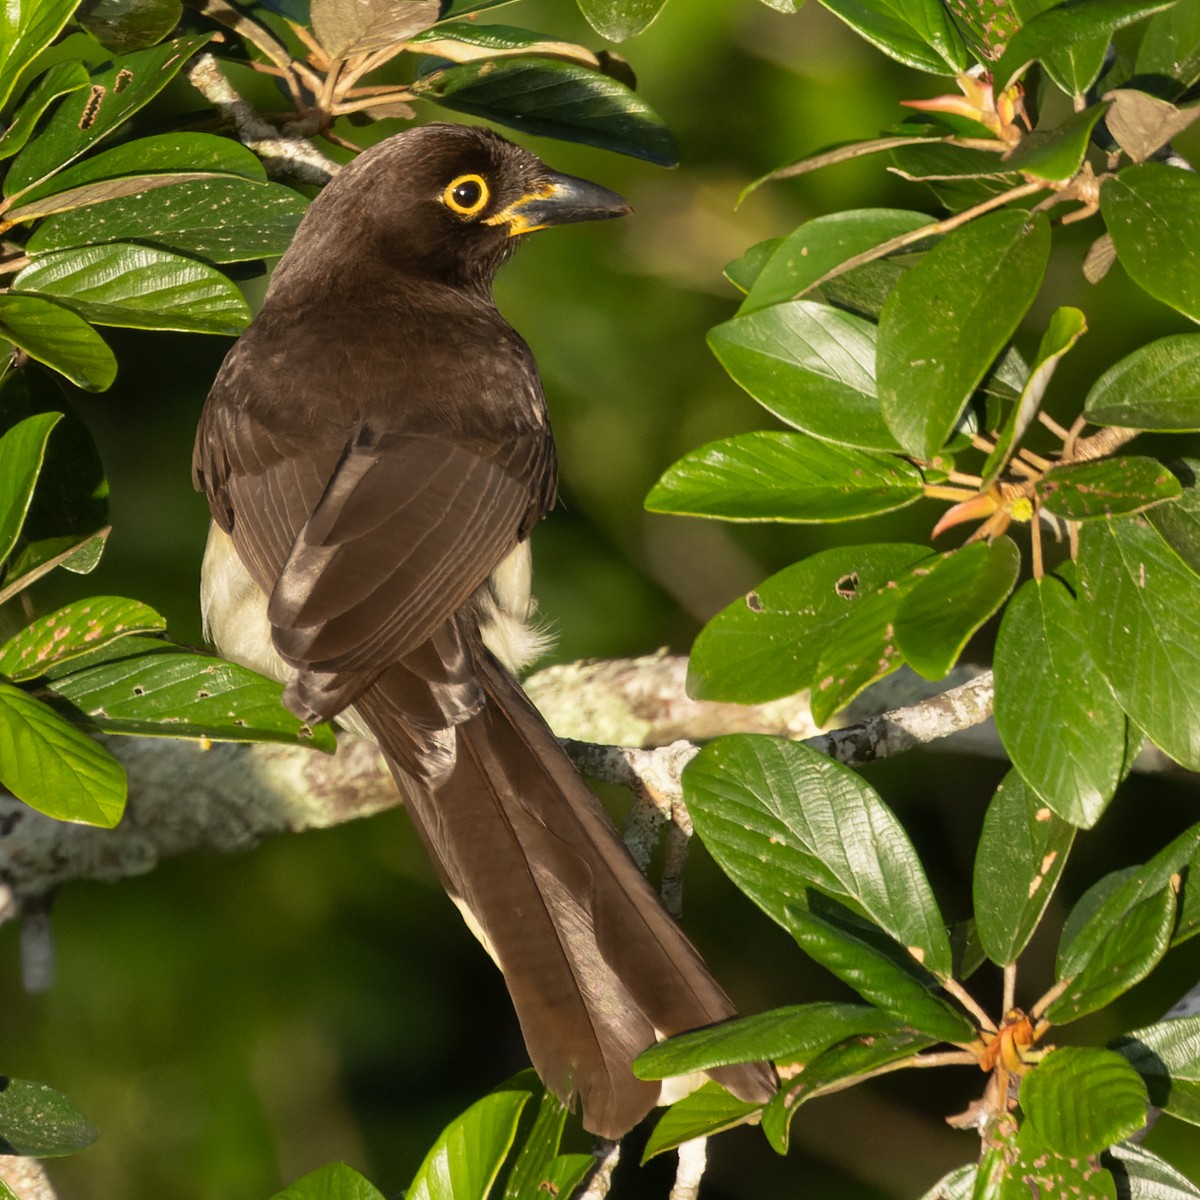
[443,173,490,217]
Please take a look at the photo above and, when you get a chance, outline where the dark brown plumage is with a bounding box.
[194,122,774,1138]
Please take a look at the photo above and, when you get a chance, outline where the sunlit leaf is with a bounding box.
[0,681,126,827]
[0,294,117,390]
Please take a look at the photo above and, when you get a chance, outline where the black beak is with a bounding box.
[487,171,632,237]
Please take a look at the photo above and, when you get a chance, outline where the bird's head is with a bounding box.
[286,123,632,290]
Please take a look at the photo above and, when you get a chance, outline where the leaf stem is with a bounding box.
[943,977,996,1032]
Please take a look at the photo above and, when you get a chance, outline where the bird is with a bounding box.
[193,121,775,1139]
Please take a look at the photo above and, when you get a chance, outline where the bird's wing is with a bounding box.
[258,425,550,674]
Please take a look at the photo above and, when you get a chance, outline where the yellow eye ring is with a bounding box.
[443,173,490,217]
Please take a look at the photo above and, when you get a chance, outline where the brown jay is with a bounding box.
[193,122,774,1139]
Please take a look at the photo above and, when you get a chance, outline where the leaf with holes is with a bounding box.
[688,543,931,704]
[0,681,126,826]
[43,638,336,749]
[5,35,212,198]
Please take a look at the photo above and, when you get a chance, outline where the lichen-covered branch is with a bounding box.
[0,656,993,926]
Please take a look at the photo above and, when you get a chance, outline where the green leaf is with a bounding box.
[0,0,78,111]
[0,681,126,826]
[1107,1143,1200,1199]
[76,0,183,52]
[1048,886,1176,1023]
[0,411,61,566]
[973,770,1076,965]
[0,529,110,604]
[709,301,899,452]
[311,0,438,58]
[723,238,782,294]
[646,433,922,522]
[817,0,968,73]
[635,1002,909,1078]
[1059,823,1200,970]
[271,1161,387,1200]
[688,543,931,704]
[894,537,1021,681]
[1112,1016,1200,1127]
[1136,0,1200,89]
[982,306,1087,486]
[0,596,166,681]
[43,638,337,749]
[1002,1122,1117,1200]
[878,210,1050,459]
[26,176,308,263]
[996,0,1175,92]
[1021,1048,1148,1156]
[15,244,252,335]
[1149,460,1200,575]
[684,734,957,978]
[11,131,268,208]
[762,1026,936,1153]
[1003,105,1108,181]
[784,899,976,1042]
[5,35,213,197]
[918,1165,977,1200]
[0,1077,98,1157]
[1102,164,1200,323]
[417,57,678,166]
[809,550,935,723]
[1077,516,1200,770]
[0,63,90,163]
[0,294,117,390]
[642,1082,763,1163]
[407,1091,528,1200]
[1039,457,1182,520]
[410,22,601,67]
[739,209,931,314]
[1085,334,1200,430]
[993,577,1125,827]
[576,0,667,39]
[501,1080,590,1200]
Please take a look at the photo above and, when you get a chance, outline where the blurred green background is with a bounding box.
[4,0,1200,1195]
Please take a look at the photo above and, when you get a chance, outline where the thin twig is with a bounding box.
[1002,963,1016,1015]
[580,1140,620,1200]
[943,977,995,1033]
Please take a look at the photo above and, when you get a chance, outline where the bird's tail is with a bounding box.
[353,650,775,1139]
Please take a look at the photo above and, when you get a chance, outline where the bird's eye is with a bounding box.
[443,174,490,217]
